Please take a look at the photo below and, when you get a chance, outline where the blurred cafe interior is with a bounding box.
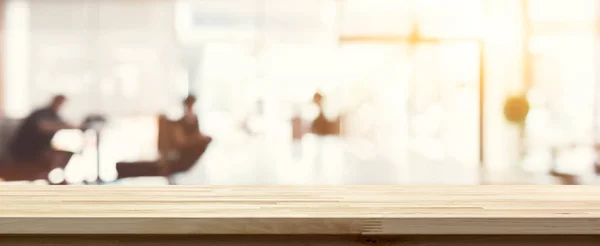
[0,0,600,185]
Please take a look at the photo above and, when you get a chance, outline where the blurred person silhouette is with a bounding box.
[170,95,212,176]
[6,95,77,177]
[309,92,343,180]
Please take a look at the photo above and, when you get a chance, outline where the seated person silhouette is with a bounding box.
[115,95,211,183]
[6,95,76,179]
[169,95,212,174]
[310,92,340,136]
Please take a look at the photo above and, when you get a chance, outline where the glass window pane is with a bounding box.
[340,0,483,39]
[528,0,597,35]
[411,42,480,166]
[528,35,595,172]
[263,0,337,44]
[596,44,600,144]
[186,0,259,42]
[340,0,412,37]
[29,0,90,32]
[184,0,338,44]
[98,1,174,31]
[529,0,596,22]
[417,0,483,38]
[199,43,256,116]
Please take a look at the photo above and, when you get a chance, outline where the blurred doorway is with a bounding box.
[338,0,484,168]
[409,42,481,167]
[338,40,481,167]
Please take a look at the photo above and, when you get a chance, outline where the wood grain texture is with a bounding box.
[1,235,600,246]
[2,186,600,235]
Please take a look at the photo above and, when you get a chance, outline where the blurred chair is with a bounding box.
[549,170,579,185]
[115,115,211,184]
[0,118,73,183]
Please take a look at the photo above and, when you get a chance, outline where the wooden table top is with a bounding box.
[1,186,600,235]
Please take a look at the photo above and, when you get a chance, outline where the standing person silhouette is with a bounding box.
[310,93,339,137]
[309,92,343,183]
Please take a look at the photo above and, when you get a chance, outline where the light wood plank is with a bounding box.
[2,186,600,235]
[1,235,600,246]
